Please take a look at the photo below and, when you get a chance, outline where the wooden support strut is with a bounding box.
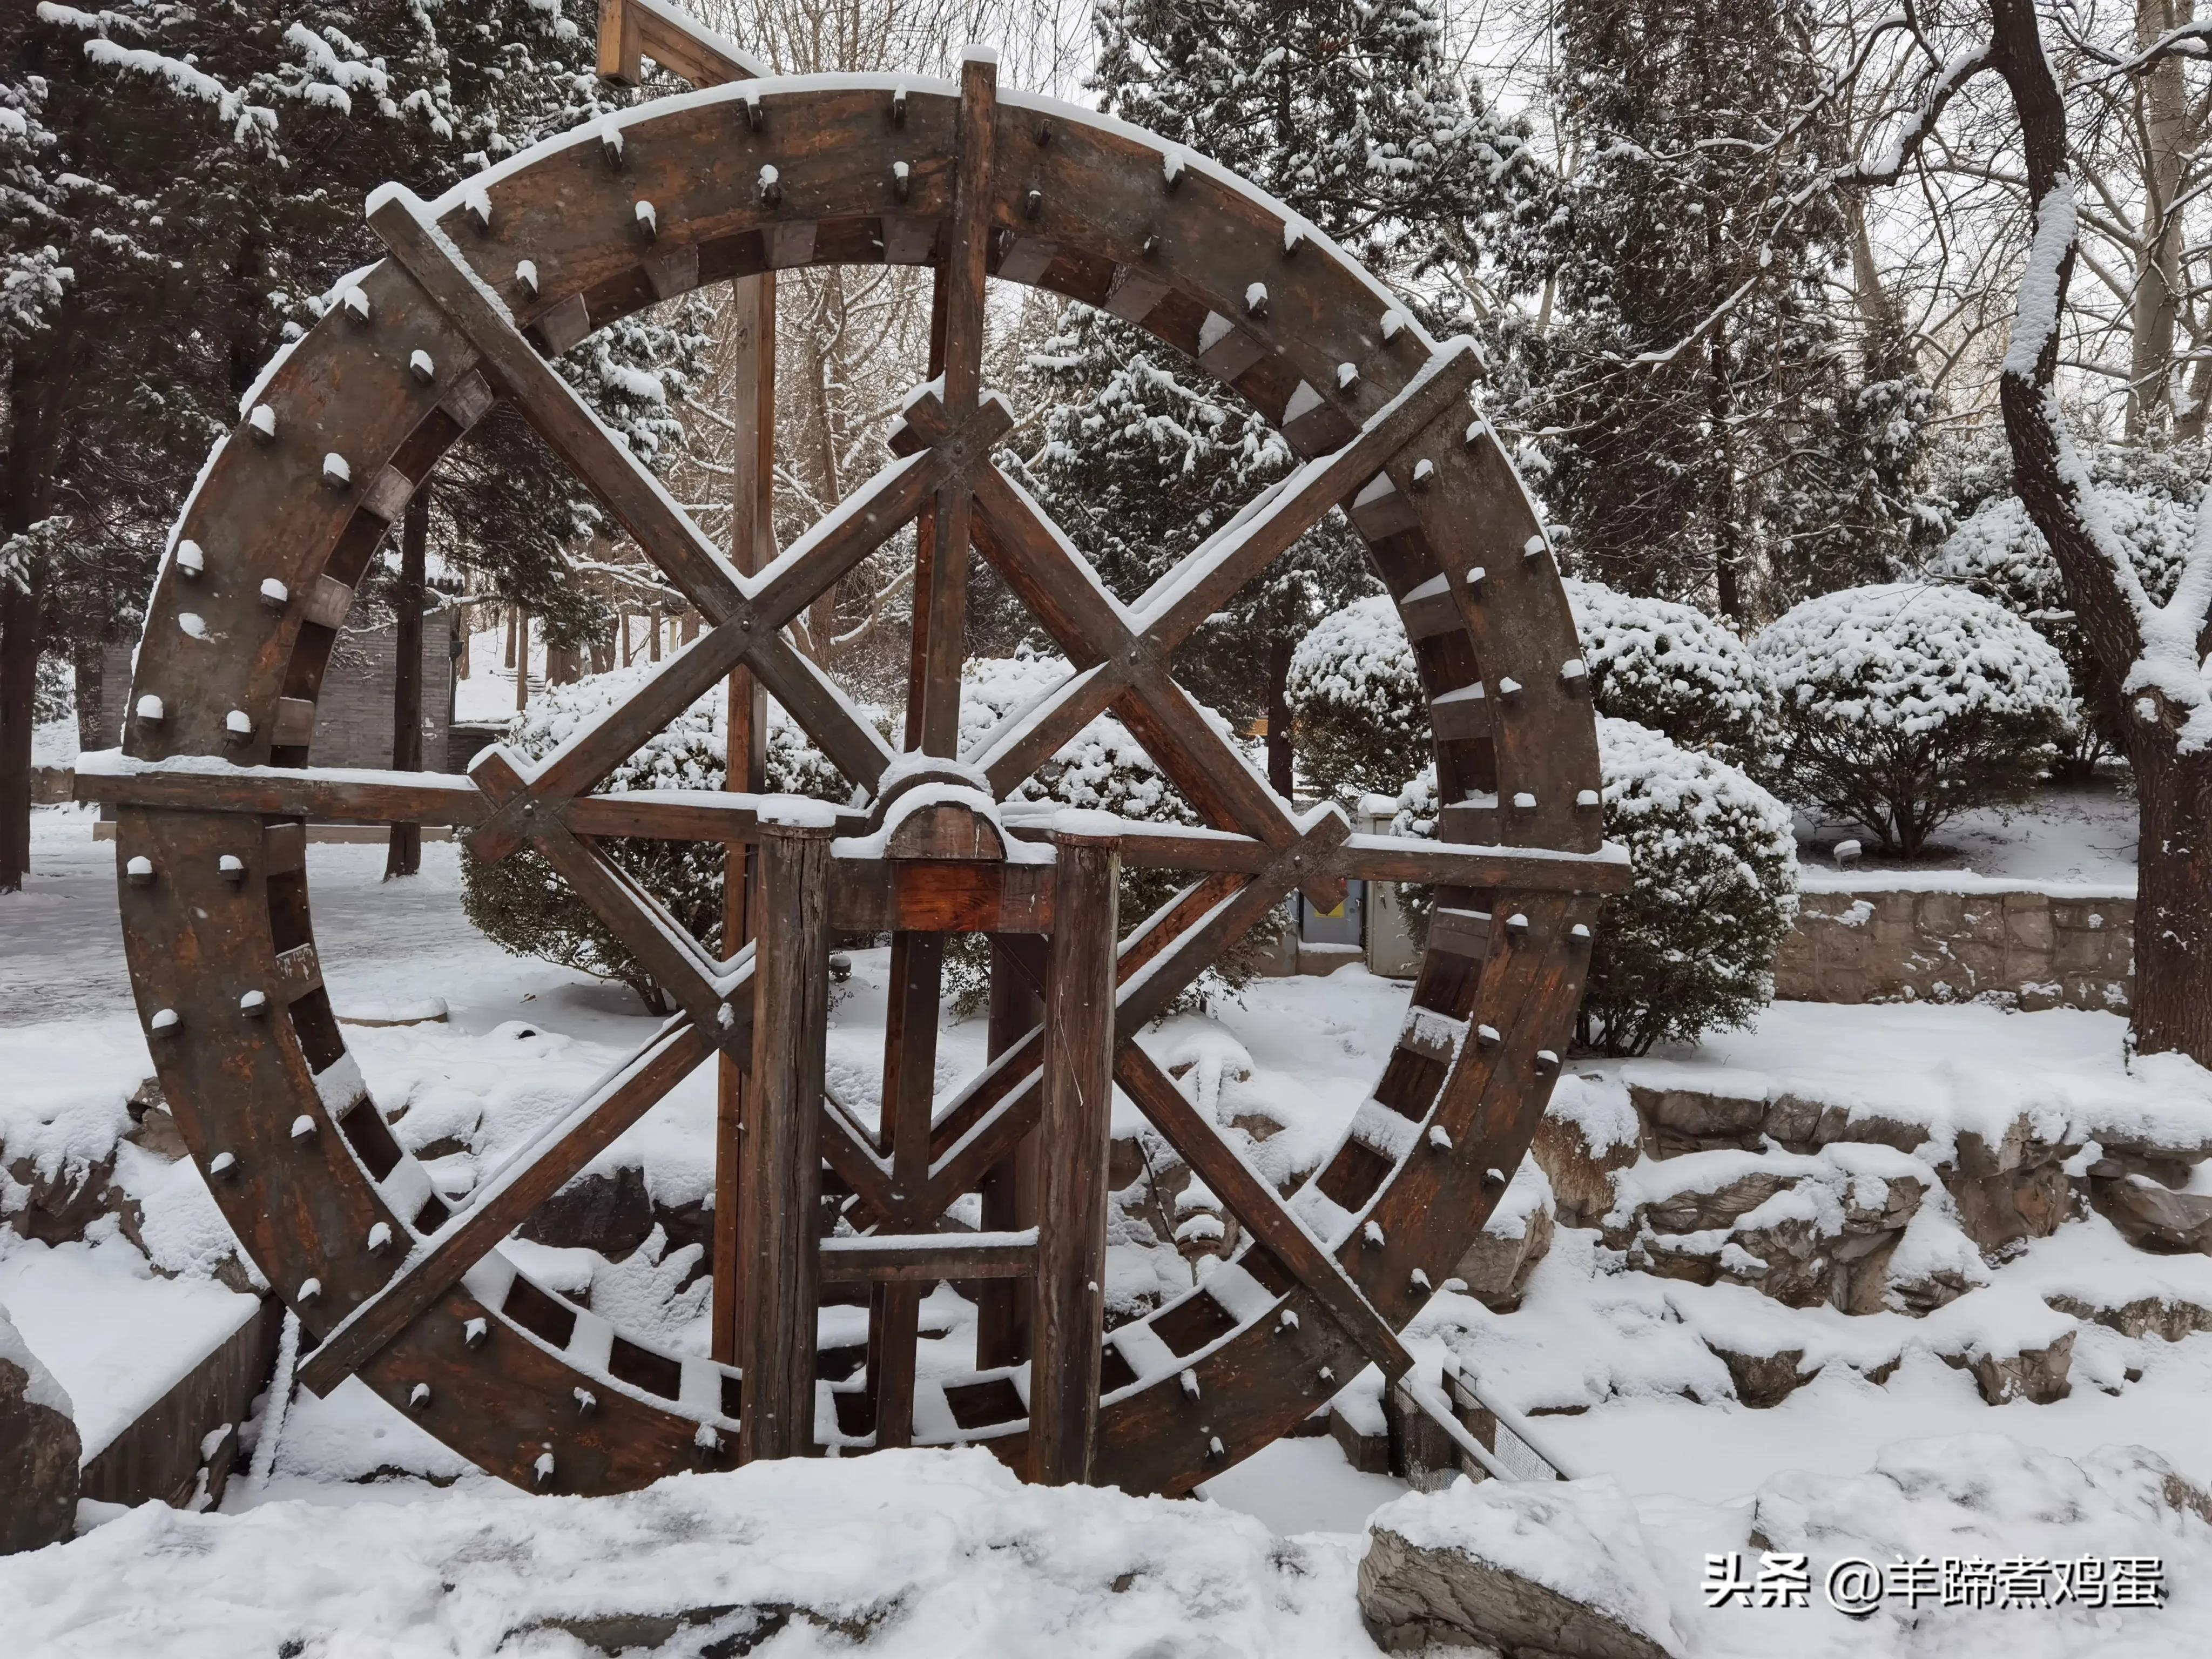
[1029,828,1118,1485]
[737,818,833,1462]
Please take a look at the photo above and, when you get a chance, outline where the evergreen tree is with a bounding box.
[1493,0,1929,619]
[0,2,706,886]
[1009,0,1536,793]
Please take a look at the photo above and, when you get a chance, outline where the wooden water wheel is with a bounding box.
[81,22,1628,1498]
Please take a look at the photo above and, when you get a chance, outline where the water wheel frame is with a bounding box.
[84,36,1628,1498]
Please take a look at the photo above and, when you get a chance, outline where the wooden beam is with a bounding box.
[1029,828,1118,1485]
[295,1017,716,1398]
[716,268,776,1370]
[74,760,488,826]
[598,0,767,88]
[737,819,833,1462]
[1113,1044,1411,1384]
[820,1231,1037,1283]
[904,49,997,759]
[977,934,1046,1368]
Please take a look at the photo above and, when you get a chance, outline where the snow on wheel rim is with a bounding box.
[103,75,1615,1497]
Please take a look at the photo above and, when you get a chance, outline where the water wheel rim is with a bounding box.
[106,73,1614,1497]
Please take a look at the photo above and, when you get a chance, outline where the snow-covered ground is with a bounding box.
[1800,784,2140,888]
[8,804,2212,1653]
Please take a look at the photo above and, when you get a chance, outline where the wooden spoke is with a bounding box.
[1113,1043,1412,1383]
[820,1231,1037,1283]
[75,758,490,826]
[926,814,1350,1210]
[372,190,1006,819]
[1129,340,1482,646]
[903,50,999,759]
[295,1013,718,1397]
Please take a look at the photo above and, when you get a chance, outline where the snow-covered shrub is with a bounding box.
[1581,717,1798,1055]
[1752,583,2073,858]
[947,653,1280,1013]
[1389,719,1797,1055]
[462,668,851,1013]
[1561,577,1777,767]
[1924,490,2188,774]
[1286,595,1428,801]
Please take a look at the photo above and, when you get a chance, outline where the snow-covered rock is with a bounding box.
[0,1303,78,1557]
[1360,1475,1682,1657]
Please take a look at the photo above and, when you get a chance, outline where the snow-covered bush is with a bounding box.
[1286,595,1428,801]
[1389,718,1797,1055]
[1924,490,2188,774]
[948,653,1279,1013]
[1581,717,1798,1055]
[1752,583,2073,858]
[462,669,851,1013]
[1561,577,1777,767]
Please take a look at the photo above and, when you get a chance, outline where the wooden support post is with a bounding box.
[385,485,428,879]
[737,818,832,1462]
[977,933,1045,1368]
[713,269,777,1367]
[1029,828,1118,1485]
[865,927,942,1446]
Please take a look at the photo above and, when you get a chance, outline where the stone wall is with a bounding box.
[1773,880,2135,1013]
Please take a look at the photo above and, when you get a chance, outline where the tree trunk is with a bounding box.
[515,608,530,711]
[503,604,517,669]
[2128,0,2192,436]
[0,558,39,893]
[385,487,428,879]
[1990,0,2212,1062]
[1266,630,1294,797]
[71,636,106,753]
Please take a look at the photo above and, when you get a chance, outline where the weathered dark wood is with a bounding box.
[830,859,1054,934]
[714,268,776,1368]
[821,1231,1036,1283]
[597,0,764,87]
[76,760,489,825]
[1030,831,1117,1484]
[1114,1043,1410,1380]
[866,923,943,1447]
[977,933,1046,1368]
[109,63,1622,1505]
[904,52,997,759]
[295,1017,717,1398]
[738,821,832,1462]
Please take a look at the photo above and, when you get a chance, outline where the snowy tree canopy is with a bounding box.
[1561,577,1778,768]
[1581,714,1798,1056]
[1285,595,1428,802]
[1754,583,2074,856]
[1391,716,1797,1056]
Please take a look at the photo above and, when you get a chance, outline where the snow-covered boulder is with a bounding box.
[1753,582,2073,858]
[1453,1159,1557,1311]
[0,1305,78,1556]
[1562,576,1777,767]
[1601,1143,1929,1320]
[1287,594,1430,801]
[1359,1476,1682,1657]
[1532,1076,1644,1228]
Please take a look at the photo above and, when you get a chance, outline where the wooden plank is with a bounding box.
[1115,1044,1412,1384]
[866,924,943,1448]
[716,267,775,1370]
[274,941,322,1003]
[829,860,1054,934]
[905,51,997,759]
[737,822,832,1462]
[820,1231,1037,1283]
[978,935,1046,1368]
[295,1017,716,1397]
[301,575,354,630]
[75,760,489,826]
[567,793,868,841]
[1030,831,1118,1484]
